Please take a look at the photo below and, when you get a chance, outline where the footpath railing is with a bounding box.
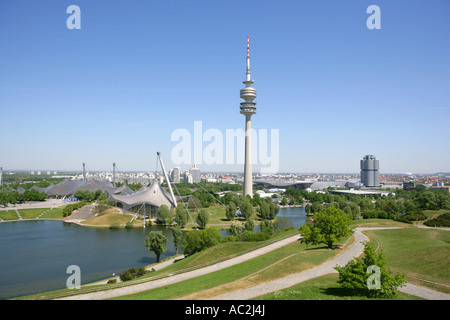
[26,232,299,300]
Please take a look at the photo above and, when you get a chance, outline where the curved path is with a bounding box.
[58,227,450,300]
[213,227,450,300]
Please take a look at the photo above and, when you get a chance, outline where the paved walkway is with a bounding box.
[57,227,450,300]
[57,234,301,300]
[0,199,64,211]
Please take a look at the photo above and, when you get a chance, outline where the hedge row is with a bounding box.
[62,201,88,217]
[394,212,427,224]
[424,212,450,227]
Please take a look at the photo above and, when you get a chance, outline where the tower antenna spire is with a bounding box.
[246,36,251,81]
[247,35,250,58]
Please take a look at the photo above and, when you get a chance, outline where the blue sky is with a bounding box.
[0,0,449,174]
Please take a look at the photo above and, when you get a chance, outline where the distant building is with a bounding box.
[183,171,193,184]
[360,155,380,187]
[171,167,180,184]
[403,181,422,191]
[432,185,450,194]
[189,164,201,183]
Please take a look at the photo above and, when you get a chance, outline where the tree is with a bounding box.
[175,206,188,228]
[274,217,294,231]
[225,202,237,221]
[239,198,254,220]
[181,230,202,255]
[268,202,280,219]
[222,192,233,205]
[144,231,168,263]
[334,241,406,298]
[229,224,244,237]
[156,205,173,225]
[258,201,270,220]
[305,204,311,214]
[196,208,209,229]
[260,219,274,234]
[181,228,222,255]
[169,226,183,255]
[199,227,222,249]
[311,201,322,214]
[298,207,354,249]
[244,218,255,231]
[74,189,96,202]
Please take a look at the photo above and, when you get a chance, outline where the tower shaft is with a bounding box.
[244,115,253,197]
[240,36,257,198]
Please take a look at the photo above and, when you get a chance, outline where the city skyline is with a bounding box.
[1,1,449,174]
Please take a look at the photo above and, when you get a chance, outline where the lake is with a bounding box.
[0,206,306,299]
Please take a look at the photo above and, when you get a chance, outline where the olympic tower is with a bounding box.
[240,36,257,197]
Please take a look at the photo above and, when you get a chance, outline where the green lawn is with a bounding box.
[82,212,134,227]
[363,228,450,293]
[0,210,20,220]
[0,207,67,220]
[350,218,413,228]
[18,208,48,219]
[110,235,352,300]
[255,273,422,300]
[142,230,298,280]
[40,207,65,219]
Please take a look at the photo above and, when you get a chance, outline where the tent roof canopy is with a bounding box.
[111,180,175,209]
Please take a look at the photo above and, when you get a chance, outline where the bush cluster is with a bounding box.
[119,267,147,282]
[239,230,271,242]
[62,201,87,217]
[394,212,427,224]
[361,209,397,220]
[181,227,222,256]
[424,212,450,227]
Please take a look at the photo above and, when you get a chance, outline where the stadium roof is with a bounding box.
[110,180,175,210]
[45,179,132,197]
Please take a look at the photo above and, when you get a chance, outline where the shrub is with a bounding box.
[395,212,427,224]
[239,230,271,242]
[244,218,255,231]
[222,235,239,243]
[125,221,134,229]
[362,209,388,219]
[424,212,450,227]
[62,201,88,217]
[119,267,147,282]
[260,219,274,234]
